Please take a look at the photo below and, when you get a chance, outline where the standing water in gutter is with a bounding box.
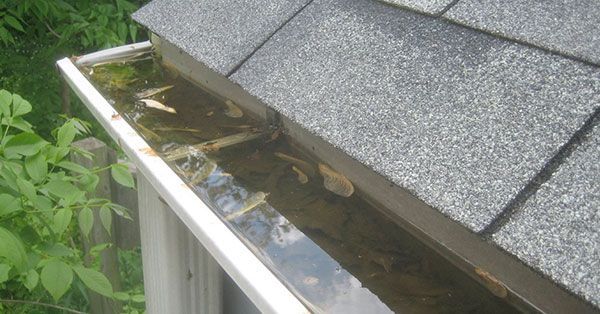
[82,55,519,313]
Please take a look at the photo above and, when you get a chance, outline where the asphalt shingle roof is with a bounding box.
[131,0,311,75]
[494,119,600,308]
[379,0,453,15]
[133,0,600,309]
[445,0,600,65]
[230,0,600,233]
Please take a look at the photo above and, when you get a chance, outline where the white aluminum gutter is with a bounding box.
[56,43,309,314]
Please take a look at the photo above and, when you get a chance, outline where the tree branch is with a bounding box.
[44,21,62,39]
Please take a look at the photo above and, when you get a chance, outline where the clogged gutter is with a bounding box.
[78,52,519,313]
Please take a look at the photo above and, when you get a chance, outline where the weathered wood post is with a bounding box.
[72,138,122,314]
[137,175,223,313]
[110,162,140,250]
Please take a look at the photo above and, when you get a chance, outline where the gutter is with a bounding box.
[57,39,599,313]
[56,42,309,314]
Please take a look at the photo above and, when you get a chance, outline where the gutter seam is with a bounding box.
[480,106,600,238]
[225,0,315,78]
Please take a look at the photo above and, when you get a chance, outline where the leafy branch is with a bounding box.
[0,89,137,308]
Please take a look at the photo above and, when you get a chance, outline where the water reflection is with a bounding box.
[175,153,393,312]
[84,59,518,313]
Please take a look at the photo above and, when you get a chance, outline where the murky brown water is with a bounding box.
[83,57,519,313]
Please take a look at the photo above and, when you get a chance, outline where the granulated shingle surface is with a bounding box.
[230,0,600,232]
[445,0,600,65]
[379,0,453,15]
[132,0,310,75]
[493,122,600,307]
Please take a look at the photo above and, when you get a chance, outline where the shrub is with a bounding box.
[0,89,137,312]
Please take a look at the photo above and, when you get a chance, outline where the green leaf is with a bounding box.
[53,208,73,235]
[108,203,131,220]
[4,16,24,32]
[56,160,89,174]
[34,0,49,16]
[113,291,130,301]
[0,263,11,283]
[42,243,73,257]
[80,173,100,193]
[90,241,110,252]
[89,243,110,259]
[10,116,33,132]
[1,134,14,147]
[56,120,77,147]
[45,179,78,198]
[117,22,127,42]
[0,90,11,117]
[24,269,39,291]
[0,26,15,45]
[97,15,108,27]
[16,178,36,201]
[45,146,70,164]
[25,152,48,183]
[99,206,112,235]
[31,195,52,212]
[0,164,18,190]
[0,226,28,271]
[72,118,91,135]
[61,190,86,208]
[72,265,113,298]
[0,194,20,217]
[4,133,49,157]
[78,207,93,238]
[131,294,145,303]
[41,259,72,301]
[11,94,32,117]
[111,164,134,188]
[129,24,137,42]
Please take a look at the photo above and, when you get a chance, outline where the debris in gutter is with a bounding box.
[139,99,177,114]
[318,163,354,197]
[135,122,161,141]
[224,191,268,221]
[188,161,218,186]
[224,99,243,118]
[274,152,316,177]
[475,268,508,298]
[135,85,174,99]
[292,166,309,184]
[153,127,202,134]
[164,131,267,161]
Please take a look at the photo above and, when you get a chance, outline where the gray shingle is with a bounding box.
[493,121,600,307]
[230,0,600,232]
[445,0,600,65]
[132,0,310,75]
[378,0,452,15]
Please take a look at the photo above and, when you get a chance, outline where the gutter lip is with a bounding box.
[56,45,309,314]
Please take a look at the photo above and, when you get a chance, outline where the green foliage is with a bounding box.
[0,90,138,311]
[117,247,146,313]
[0,1,147,310]
[0,0,148,141]
[0,0,141,48]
